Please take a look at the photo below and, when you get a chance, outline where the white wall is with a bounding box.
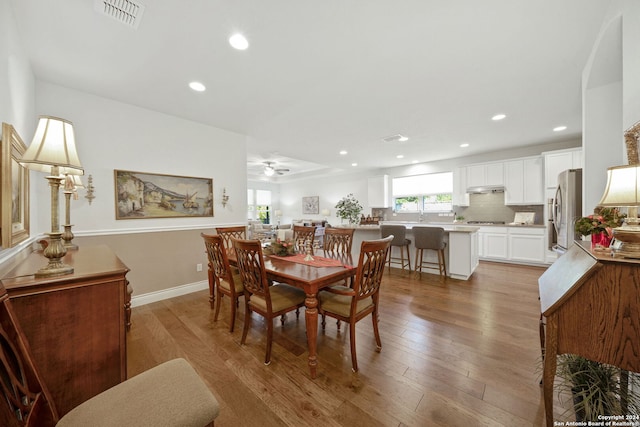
[34,81,248,235]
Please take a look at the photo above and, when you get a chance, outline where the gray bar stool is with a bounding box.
[413,226,447,277]
[380,224,411,272]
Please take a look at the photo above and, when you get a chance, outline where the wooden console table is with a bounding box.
[0,245,131,416]
[538,242,640,426]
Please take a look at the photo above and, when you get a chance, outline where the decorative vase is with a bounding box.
[591,232,612,248]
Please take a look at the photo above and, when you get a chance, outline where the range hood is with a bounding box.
[466,185,505,194]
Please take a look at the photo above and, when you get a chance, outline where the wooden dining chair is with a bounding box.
[202,233,244,332]
[233,238,306,365]
[0,283,219,427]
[318,235,392,372]
[323,227,355,257]
[215,225,247,253]
[292,225,316,253]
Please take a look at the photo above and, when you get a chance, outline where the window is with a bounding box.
[247,189,272,223]
[392,172,453,212]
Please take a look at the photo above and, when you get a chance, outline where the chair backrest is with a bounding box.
[293,225,316,251]
[380,224,407,245]
[201,233,235,289]
[413,226,446,250]
[351,236,393,304]
[215,226,247,253]
[323,228,355,256]
[0,285,58,427]
[233,239,273,311]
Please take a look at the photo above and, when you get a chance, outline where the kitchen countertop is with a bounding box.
[338,221,545,229]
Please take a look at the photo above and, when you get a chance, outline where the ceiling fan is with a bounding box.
[263,161,290,176]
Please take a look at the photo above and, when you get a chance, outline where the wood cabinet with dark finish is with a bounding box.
[538,241,640,426]
[0,245,130,416]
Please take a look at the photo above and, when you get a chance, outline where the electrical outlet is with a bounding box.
[196,263,203,272]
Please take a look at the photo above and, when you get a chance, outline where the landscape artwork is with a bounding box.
[114,170,213,219]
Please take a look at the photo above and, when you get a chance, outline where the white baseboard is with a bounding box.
[131,280,209,307]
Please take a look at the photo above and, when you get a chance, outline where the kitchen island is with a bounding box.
[335,223,479,280]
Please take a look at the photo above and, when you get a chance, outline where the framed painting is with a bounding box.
[114,169,213,219]
[1,123,30,248]
[302,196,319,215]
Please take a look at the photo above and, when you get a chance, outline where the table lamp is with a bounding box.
[62,173,84,249]
[20,116,84,277]
[598,164,640,257]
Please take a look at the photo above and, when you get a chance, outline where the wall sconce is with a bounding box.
[85,174,96,205]
[221,188,229,208]
[20,116,83,277]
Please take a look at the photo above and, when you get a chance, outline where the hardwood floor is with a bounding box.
[127,261,572,426]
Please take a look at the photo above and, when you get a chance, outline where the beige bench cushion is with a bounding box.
[57,358,219,427]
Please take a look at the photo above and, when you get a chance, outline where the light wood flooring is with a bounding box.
[127,261,574,426]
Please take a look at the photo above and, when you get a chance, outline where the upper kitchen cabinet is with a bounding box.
[543,148,582,189]
[466,161,504,189]
[367,175,389,207]
[452,167,469,206]
[504,156,544,205]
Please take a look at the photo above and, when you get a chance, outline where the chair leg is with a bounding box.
[336,319,341,330]
[214,292,223,322]
[321,313,326,329]
[405,245,412,271]
[441,249,447,276]
[241,304,251,345]
[414,248,422,275]
[265,318,273,365]
[229,296,237,333]
[349,321,358,372]
[372,310,382,352]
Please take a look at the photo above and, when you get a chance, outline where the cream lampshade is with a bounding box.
[20,116,84,276]
[598,164,640,257]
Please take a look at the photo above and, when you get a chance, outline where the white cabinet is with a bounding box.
[466,162,504,188]
[478,226,546,264]
[504,156,544,205]
[543,148,582,189]
[448,230,478,280]
[367,175,389,207]
[508,227,546,264]
[452,167,469,206]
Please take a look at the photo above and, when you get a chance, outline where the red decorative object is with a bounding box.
[591,232,612,248]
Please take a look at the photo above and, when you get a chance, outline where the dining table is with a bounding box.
[228,250,355,378]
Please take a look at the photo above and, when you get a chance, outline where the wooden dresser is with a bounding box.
[538,241,640,426]
[0,245,130,416]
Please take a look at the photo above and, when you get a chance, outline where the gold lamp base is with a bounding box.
[612,224,640,259]
[35,232,74,277]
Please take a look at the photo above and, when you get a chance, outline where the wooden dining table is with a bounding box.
[229,250,355,378]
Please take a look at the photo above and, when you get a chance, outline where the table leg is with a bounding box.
[304,292,319,378]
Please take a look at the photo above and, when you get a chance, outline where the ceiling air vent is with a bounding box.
[94,0,146,30]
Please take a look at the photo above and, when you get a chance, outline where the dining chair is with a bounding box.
[413,226,447,277]
[0,283,220,427]
[215,225,247,253]
[380,224,411,272]
[318,235,393,372]
[323,227,355,257]
[202,233,244,332]
[293,225,316,253]
[233,238,306,365]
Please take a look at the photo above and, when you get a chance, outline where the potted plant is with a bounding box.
[554,354,640,421]
[335,193,363,225]
[574,207,626,247]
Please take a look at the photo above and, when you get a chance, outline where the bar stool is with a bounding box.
[413,226,446,277]
[380,224,411,272]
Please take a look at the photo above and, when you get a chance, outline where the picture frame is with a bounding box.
[302,196,319,215]
[1,123,30,248]
[114,169,213,219]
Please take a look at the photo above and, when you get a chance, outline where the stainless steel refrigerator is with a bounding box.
[549,168,582,253]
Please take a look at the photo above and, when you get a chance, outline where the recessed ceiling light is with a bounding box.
[553,126,567,132]
[339,150,347,155]
[229,33,249,50]
[189,81,206,92]
[460,143,469,148]
[492,114,506,121]
[411,160,418,164]
[351,163,358,167]
[396,155,404,159]
[398,135,409,142]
